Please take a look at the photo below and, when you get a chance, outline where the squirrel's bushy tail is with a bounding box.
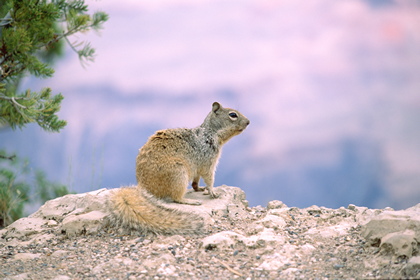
[108,187,205,235]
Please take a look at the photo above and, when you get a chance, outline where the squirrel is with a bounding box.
[108,102,250,235]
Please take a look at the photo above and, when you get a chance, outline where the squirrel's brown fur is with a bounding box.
[108,102,249,235]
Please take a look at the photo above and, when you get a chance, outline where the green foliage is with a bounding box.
[0,0,108,132]
[0,85,67,131]
[35,170,71,202]
[0,1,107,227]
[0,172,29,227]
[0,150,74,228]
[0,151,30,227]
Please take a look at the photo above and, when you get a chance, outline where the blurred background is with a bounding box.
[1,0,420,211]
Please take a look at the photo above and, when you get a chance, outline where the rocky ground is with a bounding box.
[1,186,419,279]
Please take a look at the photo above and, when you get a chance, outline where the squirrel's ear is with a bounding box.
[212,102,221,113]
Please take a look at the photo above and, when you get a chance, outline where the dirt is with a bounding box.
[0,187,419,279]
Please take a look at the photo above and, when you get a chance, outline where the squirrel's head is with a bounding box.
[205,102,250,144]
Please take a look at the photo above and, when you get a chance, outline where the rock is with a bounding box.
[380,230,417,258]
[202,227,285,251]
[306,205,323,216]
[61,210,108,237]
[114,256,134,266]
[31,188,110,221]
[175,185,249,222]
[299,244,316,254]
[7,273,30,280]
[13,253,42,260]
[333,263,345,270]
[347,204,358,211]
[266,207,292,223]
[242,228,285,249]
[361,205,420,258]
[406,203,420,212]
[403,256,420,278]
[29,233,56,244]
[1,217,47,239]
[157,264,178,276]
[257,244,304,271]
[352,207,377,224]
[151,235,186,252]
[0,188,111,242]
[227,203,247,220]
[52,276,72,280]
[281,267,300,276]
[255,214,286,230]
[267,200,287,209]
[0,185,248,241]
[91,263,110,275]
[140,253,175,270]
[135,185,249,229]
[306,224,351,238]
[258,252,290,270]
[201,231,243,250]
[1,186,420,280]
[47,220,58,227]
[51,250,70,258]
[361,207,420,244]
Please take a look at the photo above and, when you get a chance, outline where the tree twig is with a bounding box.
[0,94,30,102]
[0,154,16,161]
[217,259,244,277]
[0,94,28,109]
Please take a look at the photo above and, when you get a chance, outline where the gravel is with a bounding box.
[1,203,416,279]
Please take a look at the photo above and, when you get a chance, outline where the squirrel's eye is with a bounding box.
[229,112,238,118]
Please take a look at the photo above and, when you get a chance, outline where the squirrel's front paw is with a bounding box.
[210,191,220,198]
[203,189,220,198]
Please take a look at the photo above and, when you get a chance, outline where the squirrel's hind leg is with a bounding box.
[170,170,202,206]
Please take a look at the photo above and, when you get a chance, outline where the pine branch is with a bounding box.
[0,11,13,27]
[0,88,67,132]
[0,0,108,132]
[0,154,16,161]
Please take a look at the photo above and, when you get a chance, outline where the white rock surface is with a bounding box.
[0,185,248,241]
[361,205,420,258]
[1,186,419,279]
[202,231,244,250]
[13,253,41,260]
